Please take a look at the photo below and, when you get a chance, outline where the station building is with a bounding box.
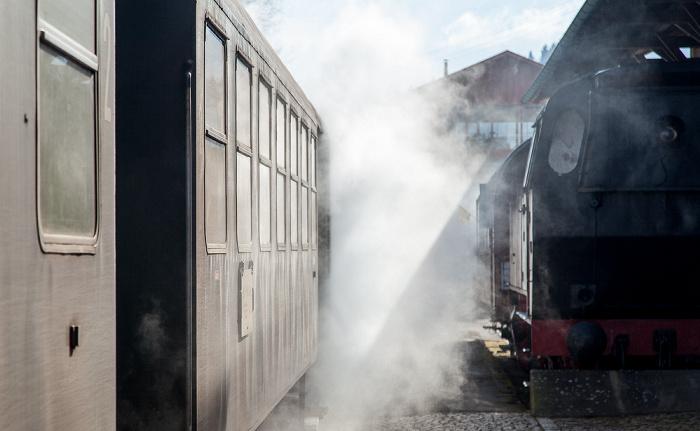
[423,51,546,157]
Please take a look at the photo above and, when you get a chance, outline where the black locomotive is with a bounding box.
[478,60,700,415]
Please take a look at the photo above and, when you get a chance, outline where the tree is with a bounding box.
[540,42,557,64]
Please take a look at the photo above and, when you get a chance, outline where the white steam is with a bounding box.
[296,2,491,429]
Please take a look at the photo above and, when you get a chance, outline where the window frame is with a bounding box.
[301,184,309,250]
[290,178,299,250]
[289,109,300,250]
[290,110,299,178]
[258,76,273,252]
[310,133,318,250]
[300,123,312,251]
[301,122,308,183]
[235,54,253,150]
[236,146,254,253]
[204,20,229,254]
[235,52,254,253]
[36,17,100,255]
[258,75,272,163]
[275,95,288,250]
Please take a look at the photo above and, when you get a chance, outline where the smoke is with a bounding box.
[118,299,186,431]
[294,1,493,428]
[137,303,168,365]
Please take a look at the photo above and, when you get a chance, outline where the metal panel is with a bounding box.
[193,1,320,430]
[0,1,116,430]
[240,261,254,337]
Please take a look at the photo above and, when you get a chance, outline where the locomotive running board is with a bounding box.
[530,369,700,417]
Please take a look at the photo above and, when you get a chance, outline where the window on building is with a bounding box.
[522,122,535,142]
[493,122,518,149]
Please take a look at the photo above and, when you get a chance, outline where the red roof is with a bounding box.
[440,51,545,106]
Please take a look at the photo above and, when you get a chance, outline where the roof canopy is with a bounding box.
[523,0,700,103]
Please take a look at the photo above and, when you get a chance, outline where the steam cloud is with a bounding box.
[291,2,494,429]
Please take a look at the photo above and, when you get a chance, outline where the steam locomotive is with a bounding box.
[1,0,320,430]
[477,60,700,415]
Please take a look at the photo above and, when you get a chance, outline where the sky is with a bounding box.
[248,0,586,100]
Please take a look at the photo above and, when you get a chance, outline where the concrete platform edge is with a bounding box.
[531,369,700,417]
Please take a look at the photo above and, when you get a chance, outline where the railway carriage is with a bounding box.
[116,1,321,430]
[0,0,116,429]
[478,61,700,416]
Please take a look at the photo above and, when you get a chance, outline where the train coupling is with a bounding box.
[483,322,509,338]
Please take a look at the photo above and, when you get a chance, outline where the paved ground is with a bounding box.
[363,412,700,431]
[260,320,700,431]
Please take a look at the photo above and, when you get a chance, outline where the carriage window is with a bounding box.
[237,152,253,251]
[277,172,286,246]
[311,135,316,188]
[302,186,308,248]
[205,26,226,136]
[259,81,271,160]
[37,1,99,253]
[311,191,317,249]
[276,98,286,168]
[39,45,96,240]
[290,113,298,176]
[548,110,585,175]
[301,125,308,182]
[236,58,252,149]
[259,164,271,249]
[205,137,227,250]
[39,0,95,52]
[204,25,227,252]
[291,179,298,246]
